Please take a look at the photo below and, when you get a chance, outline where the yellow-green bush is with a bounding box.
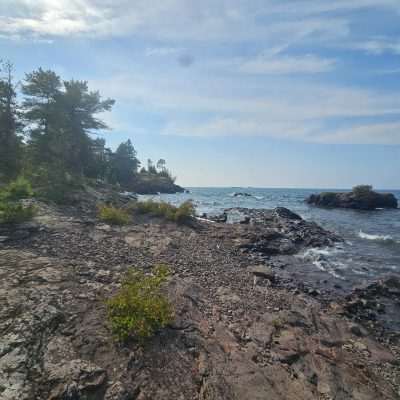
[0,176,33,202]
[0,202,36,224]
[106,265,174,342]
[0,177,36,224]
[134,200,195,224]
[98,204,130,225]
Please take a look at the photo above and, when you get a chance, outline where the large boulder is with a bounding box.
[307,187,398,210]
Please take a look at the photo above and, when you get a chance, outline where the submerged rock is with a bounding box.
[232,192,252,197]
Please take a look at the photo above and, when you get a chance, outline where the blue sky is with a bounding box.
[1,1,400,188]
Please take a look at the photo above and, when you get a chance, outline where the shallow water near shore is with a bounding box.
[140,187,400,291]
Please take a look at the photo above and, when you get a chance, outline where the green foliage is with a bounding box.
[0,61,22,180]
[319,192,337,202]
[22,68,115,178]
[352,185,373,197]
[108,139,140,186]
[0,177,33,201]
[0,64,180,197]
[0,177,36,224]
[0,202,36,224]
[27,166,81,204]
[106,265,174,342]
[174,200,196,222]
[134,200,195,223]
[98,204,130,225]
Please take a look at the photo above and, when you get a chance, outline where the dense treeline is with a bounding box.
[0,61,177,199]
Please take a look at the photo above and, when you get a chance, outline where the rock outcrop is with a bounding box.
[307,189,398,210]
[1,201,399,399]
[130,176,184,194]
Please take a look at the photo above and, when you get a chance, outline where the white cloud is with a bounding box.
[93,70,400,144]
[4,0,400,146]
[238,54,336,74]
[0,0,368,42]
[315,122,400,144]
[145,47,183,57]
[355,39,400,55]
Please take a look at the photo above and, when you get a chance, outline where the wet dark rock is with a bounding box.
[232,192,252,197]
[273,207,302,221]
[200,212,227,223]
[231,208,340,258]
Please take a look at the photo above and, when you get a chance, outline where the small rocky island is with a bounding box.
[307,185,398,210]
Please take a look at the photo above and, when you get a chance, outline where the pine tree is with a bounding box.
[110,140,140,187]
[0,61,22,180]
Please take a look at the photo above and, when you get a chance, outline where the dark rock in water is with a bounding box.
[306,188,398,210]
[273,207,302,221]
[233,192,252,197]
[230,207,340,259]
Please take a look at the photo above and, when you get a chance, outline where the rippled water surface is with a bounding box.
[139,187,400,287]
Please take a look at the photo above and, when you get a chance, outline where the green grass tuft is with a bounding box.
[0,202,36,224]
[134,200,195,224]
[98,204,130,225]
[0,176,33,202]
[0,177,36,224]
[106,265,174,342]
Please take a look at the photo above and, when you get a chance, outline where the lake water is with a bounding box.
[139,187,400,289]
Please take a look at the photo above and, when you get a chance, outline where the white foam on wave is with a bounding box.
[297,246,346,279]
[358,230,393,241]
[298,246,343,259]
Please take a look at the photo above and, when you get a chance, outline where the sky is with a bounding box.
[1,0,400,189]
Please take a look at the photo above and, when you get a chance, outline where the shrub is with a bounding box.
[98,204,130,225]
[352,185,373,197]
[134,200,195,224]
[174,200,196,223]
[27,166,83,204]
[0,202,36,224]
[0,177,33,202]
[106,265,174,342]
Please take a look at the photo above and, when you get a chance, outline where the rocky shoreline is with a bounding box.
[1,198,399,399]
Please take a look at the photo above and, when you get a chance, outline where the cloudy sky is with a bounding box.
[1,0,400,188]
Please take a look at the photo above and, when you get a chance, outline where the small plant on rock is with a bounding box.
[98,204,130,225]
[0,177,36,224]
[134,200,195,224]
[352,185,373,197]
[0,202,36,224]
[106,265,174,342]
[0,176,33,202]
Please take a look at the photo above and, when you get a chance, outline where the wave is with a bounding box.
[299,246,343,259]
[358,230,394,242]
